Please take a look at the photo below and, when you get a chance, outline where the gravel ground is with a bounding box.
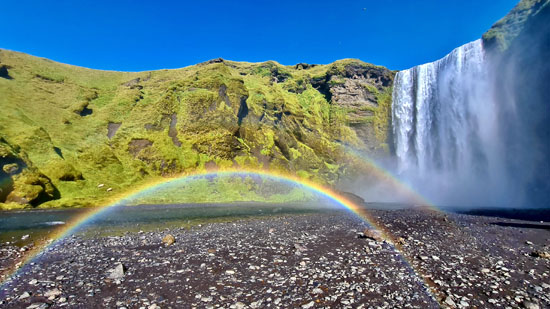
[0,209,549,308]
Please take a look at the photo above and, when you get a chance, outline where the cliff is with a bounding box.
[483,0,550,206]
[0,51,394,209]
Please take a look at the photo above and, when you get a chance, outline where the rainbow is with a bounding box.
[338,145,439,210]
[0,168,441,303]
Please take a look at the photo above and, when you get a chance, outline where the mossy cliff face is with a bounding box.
[482,0,549,52]
[0,138,59,208]
[0,51,394,208]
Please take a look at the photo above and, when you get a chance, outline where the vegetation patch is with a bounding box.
[0,49,395,209]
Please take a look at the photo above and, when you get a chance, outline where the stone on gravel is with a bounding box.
[357,228,383,242]
[530,251,550,259]
[162,234,175,246]
[44,288,61,298]
[444,297,456,306]
[107,263,125,279]
[311,288,324,295]
[231,302,246,309]
[522,301,540,309]
[2,209,550,308]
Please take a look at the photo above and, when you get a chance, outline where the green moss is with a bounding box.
[125,175,317,205]
[372,87,393,150]
[328,78,346,85]
[482,0,548,51]
[296,170,312,179]
[0,49,395,209]
[0,202,29,210]
[289,147,301,160]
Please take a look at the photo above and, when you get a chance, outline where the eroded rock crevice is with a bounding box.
[237,97,249,126]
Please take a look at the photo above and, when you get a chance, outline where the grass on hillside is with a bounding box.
[0,50,394,209]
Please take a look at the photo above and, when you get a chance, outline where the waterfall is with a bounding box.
[391,39,515,207]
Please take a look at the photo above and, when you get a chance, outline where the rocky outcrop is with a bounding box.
[0,49,394,208]
[482,0,549,52]
[483,0,550,206]
[311,61,395,153]
[0,138,59,207]
[311,61,393,105]
[0,65,12,79]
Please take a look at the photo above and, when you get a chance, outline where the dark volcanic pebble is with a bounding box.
[1,209,549,308]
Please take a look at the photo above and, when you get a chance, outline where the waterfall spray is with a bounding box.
[391,39,519,207]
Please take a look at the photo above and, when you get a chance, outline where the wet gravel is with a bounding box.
[1,209,549,308]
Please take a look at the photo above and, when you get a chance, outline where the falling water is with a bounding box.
[391,39,516,207]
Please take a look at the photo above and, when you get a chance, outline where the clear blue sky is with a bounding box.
[2,0,518,71]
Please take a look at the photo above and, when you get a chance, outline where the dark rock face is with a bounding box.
[269,66,291,83]
[294,63,317,70]
[237,97,249,126]
[486,0,550,206]
[78,105,93,116]
[311,62,393,108]
[56,164,84,182]
[482,0,549,52]
[0,65,12,79]
[0,139,59,205]
[311,61,395,153]
[1,141,26,203]
[53,147,63,158]
[201,58,225,65]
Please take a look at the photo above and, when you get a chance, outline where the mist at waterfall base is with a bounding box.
[350,38,549,209]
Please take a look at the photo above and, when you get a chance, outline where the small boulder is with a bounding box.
[44,288,61,298]
[530,251,550,259]
[162,234,175,246]
[444,297,456,307]
[522,301,540,309]
[107,263,125,279]
[357,228,383,242]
